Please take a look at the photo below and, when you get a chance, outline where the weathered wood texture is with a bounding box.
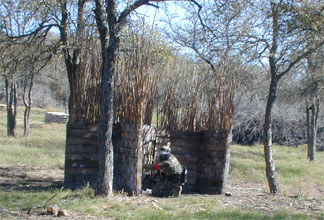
[155,129,230,194]
[155,129,200,193]
[196,130,231,194]
[113,123,140,195]
[64,122,99,189]
[64,122,230,195]
[64,122,140,195]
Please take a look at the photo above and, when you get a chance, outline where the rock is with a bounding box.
[225,192,232,197]
[47,205,59,216]
[58,209,68,217]
[45,112,69,124]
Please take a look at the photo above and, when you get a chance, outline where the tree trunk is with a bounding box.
[5,78,17,137]
[262,1,280,194]
[307,99,319,161]
[95,31,119,197]
[263,56,280,194]
[310,103,316,161]
[306,99,319,161]
[263,77,280,193]
[306,101,311,159]
[23,73,34,137]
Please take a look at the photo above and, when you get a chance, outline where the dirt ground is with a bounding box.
[222,178,324,219]
[0,166,323,219]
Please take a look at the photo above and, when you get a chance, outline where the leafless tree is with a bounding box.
[245,0,324,193]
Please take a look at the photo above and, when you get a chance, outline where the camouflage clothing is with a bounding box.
[151,154,183,197]
[152,177,179,197]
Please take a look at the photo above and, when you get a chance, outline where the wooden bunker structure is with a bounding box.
[64,122,231,194]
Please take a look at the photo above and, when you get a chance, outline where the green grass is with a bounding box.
[0,107,323,219]
[230,144,324,196]
[0,107,65,168]
[0,188,318,220]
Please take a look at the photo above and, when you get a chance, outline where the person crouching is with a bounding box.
[144,143,183,197]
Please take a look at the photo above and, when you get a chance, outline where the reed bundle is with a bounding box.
[157,57,238,132]
[68,39,102,123]
[114,24,170,127]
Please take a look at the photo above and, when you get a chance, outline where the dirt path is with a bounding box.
[222,178,324,218]
[0,166,323,219]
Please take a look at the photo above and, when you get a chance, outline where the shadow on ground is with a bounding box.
[0,167,63,192]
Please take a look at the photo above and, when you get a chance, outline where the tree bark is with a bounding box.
[263,66,280,194]
[95,36,118,196]
[310,103,316,161]
[306,101,311,159]
[307,99,319,161]
[263,1,280,194]
[5,78,17,137]
[23,73,34,137]
[94,0,119,194]
[93,0,174,197]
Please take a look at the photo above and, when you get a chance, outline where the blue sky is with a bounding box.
[134,2,187,28]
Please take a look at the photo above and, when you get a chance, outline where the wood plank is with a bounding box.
[66,144,98,153]
[199,144,227,152]
[199,158,226,167]
[65,168,98,175]
[202,130,228,138]
[196,186,223,194]
[67,129,98,138]
[182,184,195,193]
[168,145,199,155]
[199,151,225,161]
[196,166,224,180]
[117,147,137,159]
[156,137,200,147]
[157,129,201,140]
[67,122,99,130]
[196,177,223,186]
[181,165,197,174]
[66,153,98,161]
[66,137,98,145]
[65,159,98,169]
[185,177,196,185]
[172,154,198,164]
